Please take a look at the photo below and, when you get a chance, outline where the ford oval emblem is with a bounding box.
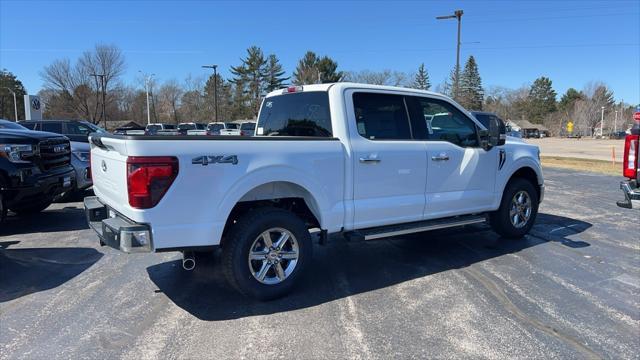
[101,160,107,172]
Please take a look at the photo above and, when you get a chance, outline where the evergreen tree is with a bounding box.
[293,51,319,85]
[558,88,584,111]
[0,69,27,120]
[230,46,268,117]
[413,63,431,90]
[264,54,289,92]
[526,76,557,123]
[459,56,483,110]
[293,51,343,84]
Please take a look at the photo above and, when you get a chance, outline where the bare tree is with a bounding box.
[344,70,411,87]
[158,80,183,123]
[40,44,125,124]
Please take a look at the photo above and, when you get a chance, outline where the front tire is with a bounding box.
[490,178,539,238]
[222,207,312,300]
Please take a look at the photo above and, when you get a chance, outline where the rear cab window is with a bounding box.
[257,91,332,137]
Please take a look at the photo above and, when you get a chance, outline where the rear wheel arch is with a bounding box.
[220,181,322,248]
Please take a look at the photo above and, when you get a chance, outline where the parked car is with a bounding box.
[206,122,228,135]
[19,119,101,195]
[0,120,75,222]
[145,123,176,135]
[219,121,256,136]
[616,118,640,209]
[177,122,207,135]
[85,83,543,300]
[522,129,541,139]
[19,119,107,142]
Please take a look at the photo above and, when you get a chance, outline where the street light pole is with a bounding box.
[436,9,463,99]
[600,106,605,137]
[614,110,618,133]
[2,87,18,121]
[202,65,218,122]
[139,71,155,125]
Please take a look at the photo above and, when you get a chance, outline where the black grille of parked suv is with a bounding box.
[37,139,71,171]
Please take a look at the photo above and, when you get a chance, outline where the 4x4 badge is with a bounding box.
[192,155,238,166]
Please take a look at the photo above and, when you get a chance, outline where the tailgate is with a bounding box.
[89,136,130,215]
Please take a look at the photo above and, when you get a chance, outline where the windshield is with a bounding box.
[178,123,196,130]
[241,122,256,131]
[82,121,108,133]
[225,123,239,129]
[146,124,162,131]
[208,123,224,131]
[0,120,28,130]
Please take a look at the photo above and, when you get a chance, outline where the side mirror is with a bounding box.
[479,117,506,150]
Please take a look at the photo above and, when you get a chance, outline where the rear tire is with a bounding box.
[10,199,53,216]
[222,207,312,300]
[490,178,539,239]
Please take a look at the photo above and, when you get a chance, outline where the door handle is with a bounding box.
[431,153,450,161]
[359,157,381,163]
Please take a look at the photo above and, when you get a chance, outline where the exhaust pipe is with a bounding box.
[182,252,195,271]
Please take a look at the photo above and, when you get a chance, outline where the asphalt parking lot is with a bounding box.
[1,167,638,359]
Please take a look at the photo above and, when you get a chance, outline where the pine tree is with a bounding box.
[264,54,289,92]
[230,46,268,117]
[459,56,483,110]
[0,69,27,120]
[526,76,557,123]
[293,51,343,84]
[559,88,584,111]
[413,63,431,90]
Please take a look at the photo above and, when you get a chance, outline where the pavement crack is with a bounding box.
[461,267,600,359]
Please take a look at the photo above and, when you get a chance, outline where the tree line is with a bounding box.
[0,43,635,135]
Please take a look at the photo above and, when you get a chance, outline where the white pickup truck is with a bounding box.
[85,83,544,300]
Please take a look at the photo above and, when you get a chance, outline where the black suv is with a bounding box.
[0,120,75,222]
[18,119,105,142]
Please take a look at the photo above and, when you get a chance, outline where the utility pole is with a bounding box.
[436,9,463,99]
[139,71,155,125]
[600,106,605,137]
[2,87,18,121]
[89,73,106,127]
[202,65,218,122]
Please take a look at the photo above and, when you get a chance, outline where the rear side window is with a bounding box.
[258,92,332,137]
[40,122,63,134]
[353,92,411,140]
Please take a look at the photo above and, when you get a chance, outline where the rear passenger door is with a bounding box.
[346,91,427,229]
[406,96,497,219]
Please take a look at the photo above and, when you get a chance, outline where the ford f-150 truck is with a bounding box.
[85,83,544,299]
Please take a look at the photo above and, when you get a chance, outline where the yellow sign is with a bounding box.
[567,121,574,133]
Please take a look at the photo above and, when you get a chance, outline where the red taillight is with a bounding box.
[127,156,178,209]
[623,135,639,179]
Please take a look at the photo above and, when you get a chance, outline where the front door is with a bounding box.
[347,91,427,229]
[406,96,497,219]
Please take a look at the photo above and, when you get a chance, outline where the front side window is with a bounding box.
[67,122,93,135]
[408,97,478,147]
[258,92,332,137]
[353,92,411,140]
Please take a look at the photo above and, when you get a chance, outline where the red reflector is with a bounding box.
[127,156,178,209]
[623,135,639,179]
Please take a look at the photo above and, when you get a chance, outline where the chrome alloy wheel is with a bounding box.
[510,190,532,229]
[248,228,299,285]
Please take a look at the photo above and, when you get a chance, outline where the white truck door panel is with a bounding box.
[346,90,427,228]
[425,142,497,218]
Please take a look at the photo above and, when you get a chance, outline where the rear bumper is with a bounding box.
[616,180,640,210]
[84,196,153,252]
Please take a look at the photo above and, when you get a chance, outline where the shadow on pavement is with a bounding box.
[0,206,89,236]
[0,247,103,302]
[148,212,591,321]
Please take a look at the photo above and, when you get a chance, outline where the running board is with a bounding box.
[345,215,486,241]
